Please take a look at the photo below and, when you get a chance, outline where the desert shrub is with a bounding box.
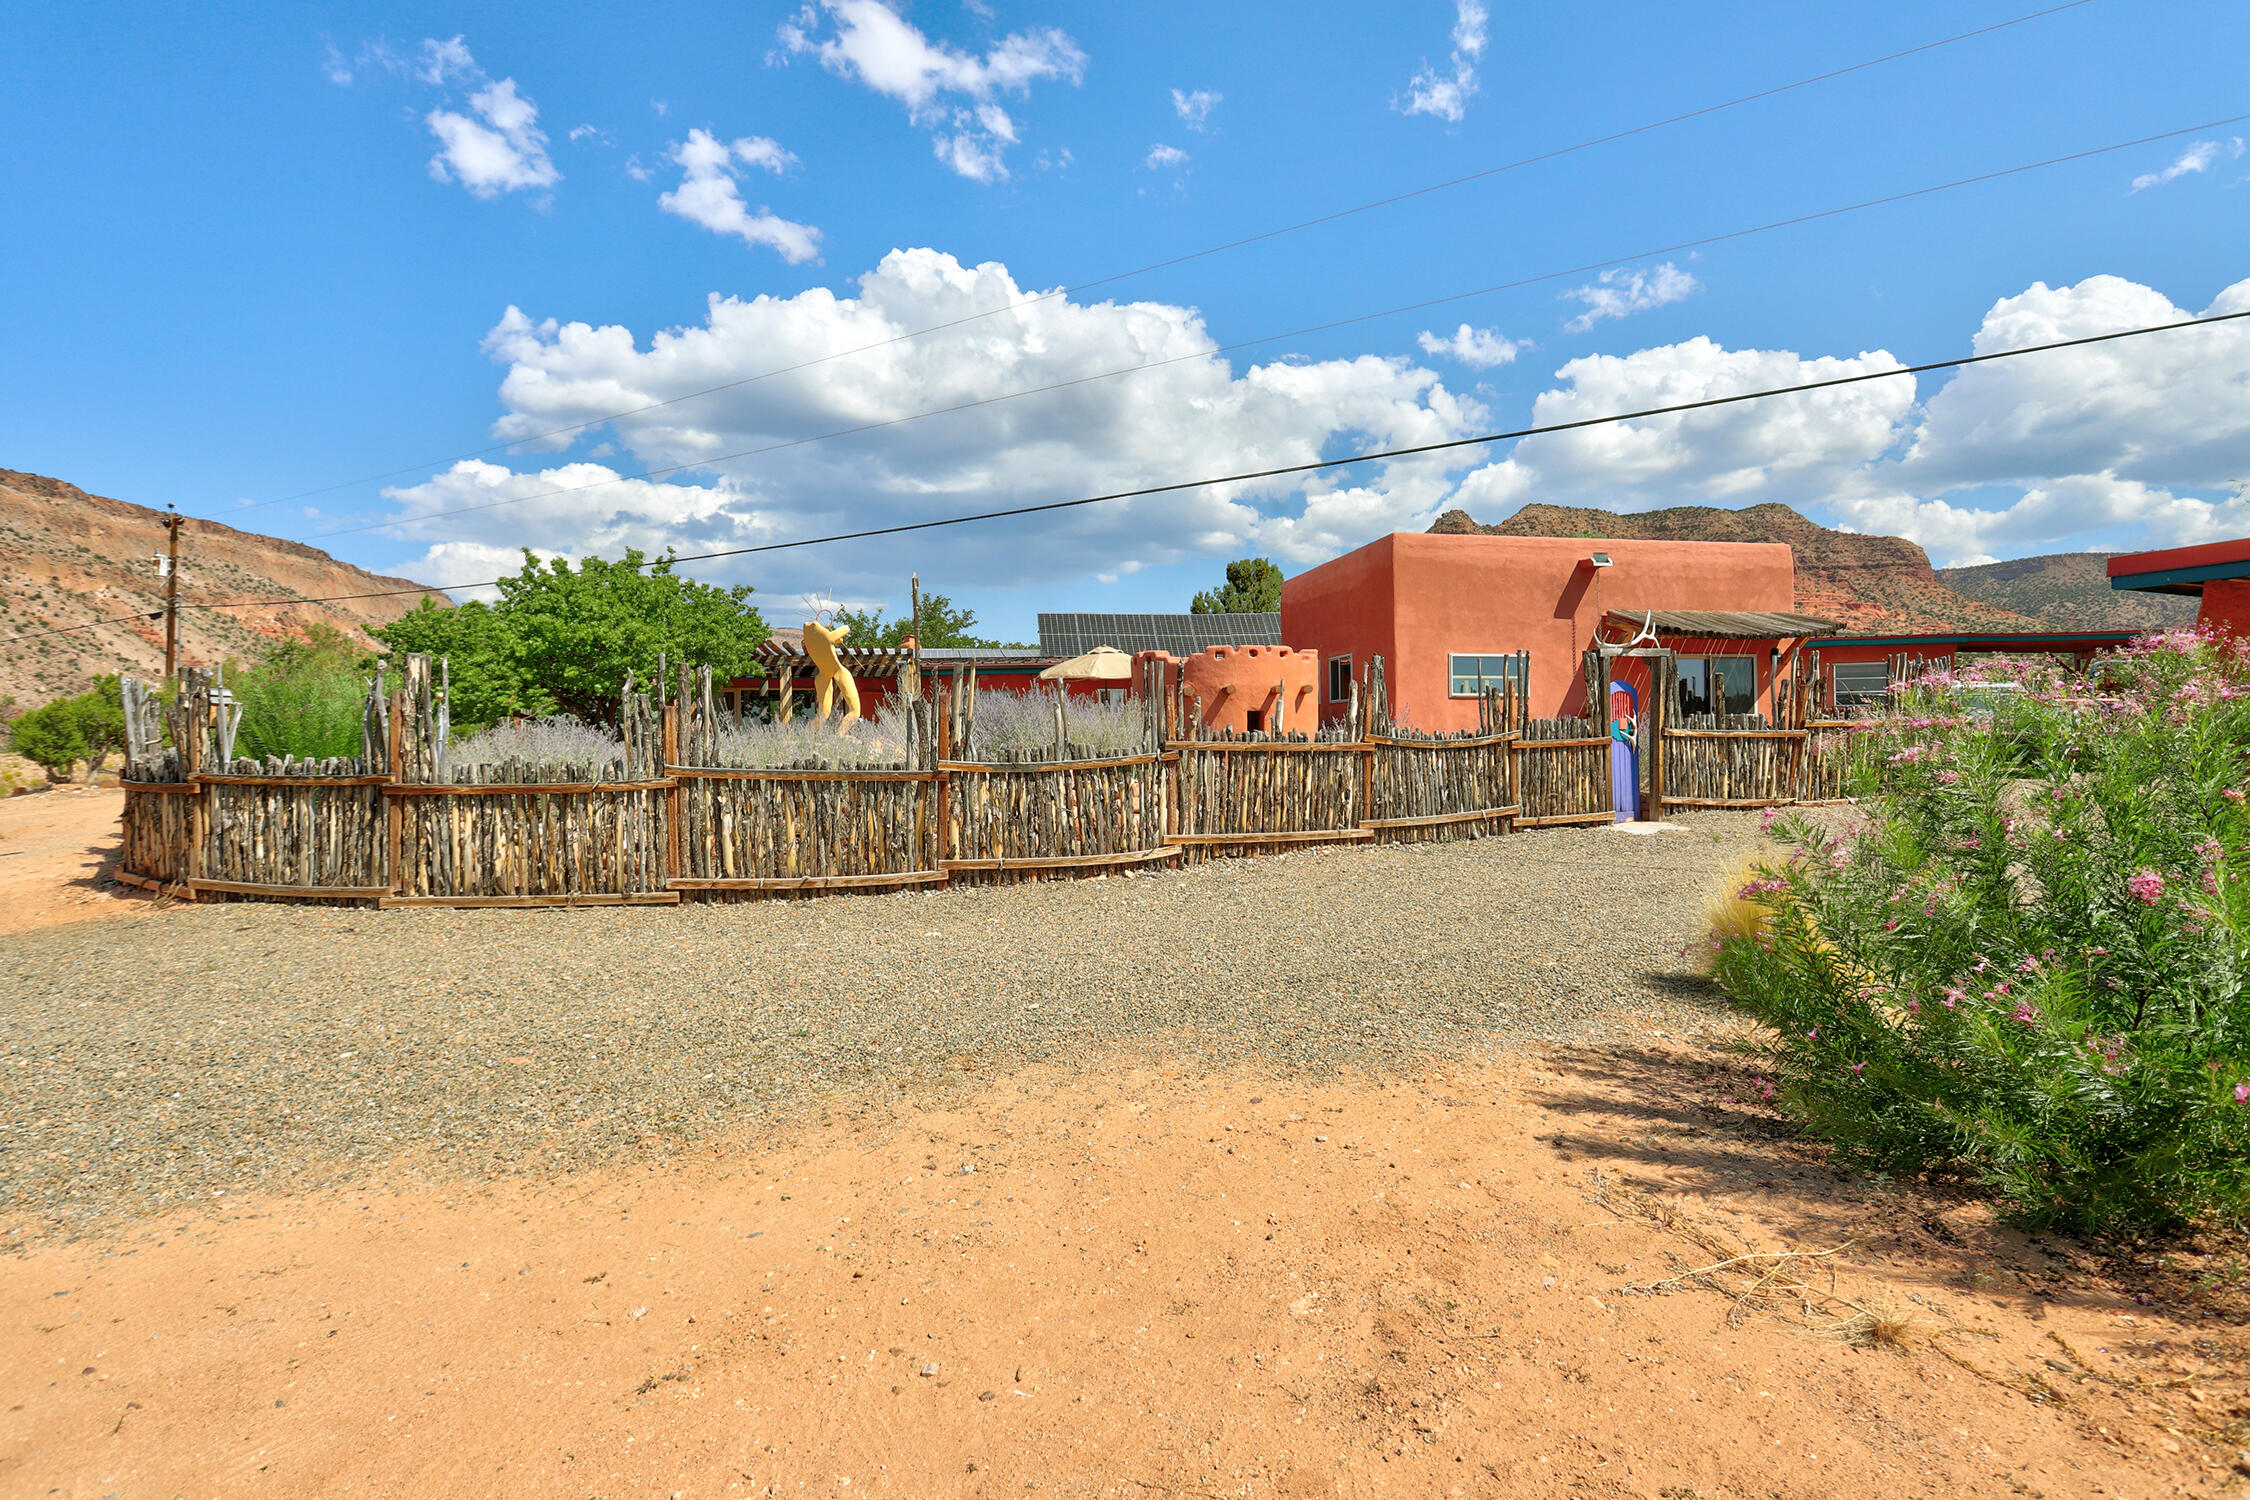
[10,677,124,779]
[1712,631,2250,1235]
[708,714,914,769]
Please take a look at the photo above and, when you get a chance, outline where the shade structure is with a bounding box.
[1038,645,1135,682]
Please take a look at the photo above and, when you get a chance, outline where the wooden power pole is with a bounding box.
[162,506,183,683]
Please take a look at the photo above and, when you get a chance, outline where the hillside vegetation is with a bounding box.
[0,469,446,708]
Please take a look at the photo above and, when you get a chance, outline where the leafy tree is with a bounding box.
[828,592,1015,649]
[1189,557,1284,614]
[374,598,517,727]
[377,550,769,728]
[10,676,124,780]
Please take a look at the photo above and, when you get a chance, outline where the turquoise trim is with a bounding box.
[2109,560,2250,594]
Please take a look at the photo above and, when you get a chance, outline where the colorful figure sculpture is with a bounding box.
[1608,680,1641,821]
[802,619,861,735]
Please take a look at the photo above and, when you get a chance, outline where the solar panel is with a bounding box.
[1037,612,1283,657]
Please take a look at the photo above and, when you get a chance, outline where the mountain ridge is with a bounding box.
[0,468,447,708]
[1429,503,2185,634]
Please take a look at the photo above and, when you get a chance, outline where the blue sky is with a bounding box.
[4,0,2248,641]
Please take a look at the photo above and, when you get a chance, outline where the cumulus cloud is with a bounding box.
[657,129,821,262]
[1561,263,1700,332]
[2130,138,2243,192]
[1171,88,1221,131]
[370,249,1483,603]
[1417,324,1523,369]
[1454,270,2250,567]
[1398,0,1488,123]
[776,0,1084,182]
[1145,143,1189,171]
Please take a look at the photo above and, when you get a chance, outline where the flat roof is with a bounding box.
[1606,608,1839,639]
[2108,537,2250,595]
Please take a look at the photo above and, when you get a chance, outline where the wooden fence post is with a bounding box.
[663,698,682,886]
[386,687,405,896]
[935,682,953,868]
[1647,655,1669,822]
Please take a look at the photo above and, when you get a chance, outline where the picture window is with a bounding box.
[1448,653,1524,697]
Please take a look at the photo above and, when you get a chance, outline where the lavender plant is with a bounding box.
[964,687,1148,758]
[1714,630,2250,1234]
[445,716,624,774]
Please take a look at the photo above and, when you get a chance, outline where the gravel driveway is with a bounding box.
[1,814,1771,1238]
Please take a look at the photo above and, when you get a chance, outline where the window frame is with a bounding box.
[1832,660,1890,705]
[1448,652,1524,699]
[1326,654,1355,703]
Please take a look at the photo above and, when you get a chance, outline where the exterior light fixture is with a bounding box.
[1588,552,1613,567]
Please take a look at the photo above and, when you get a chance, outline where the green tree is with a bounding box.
[9,676,124,780]
[379,551,770,728]
[375,598,517,727]
[828,592,1012,649]
[1189,557,1284,614]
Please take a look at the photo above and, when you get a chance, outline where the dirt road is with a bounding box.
[0,786,154,937]
[4,1042,2233,1498]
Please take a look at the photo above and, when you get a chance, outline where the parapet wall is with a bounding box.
[1172,644,1319,735]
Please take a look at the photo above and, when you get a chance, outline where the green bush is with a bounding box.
[9,677,124,779]
[228,625,372,762]
[1713,630,2250,1236]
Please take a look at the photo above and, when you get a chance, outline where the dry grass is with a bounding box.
[1696,854,1773,969]
[1814,1298,1922,1350]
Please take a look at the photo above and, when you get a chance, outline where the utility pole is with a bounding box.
[162,506,183,683]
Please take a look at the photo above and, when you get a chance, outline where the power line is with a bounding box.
[304,108,2250,541]
[12,304,2237,645]
[221,0,2099,518]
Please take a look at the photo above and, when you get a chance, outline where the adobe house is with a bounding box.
[2108,538,2250,633]
[1282,531,1825,730]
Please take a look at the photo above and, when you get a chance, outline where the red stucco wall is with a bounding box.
[2202,579,2250,635]
[1282,532,1797,732]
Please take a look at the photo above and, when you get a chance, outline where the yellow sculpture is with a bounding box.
[801,619,861,734]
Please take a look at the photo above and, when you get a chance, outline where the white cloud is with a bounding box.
[1398,0,1488,123]
[2130,138,2243,192]
[416,36,478,86]
[1171,88,1221,131]
[1145,143,1189,171]
[657,130,821,262]
[567,124,610,145]
[426,78,561,198]
[776,0,1084,181]
[1417,324,1522,369]
[1561,262,1700,332]
[321,41,354,86]
[372,249,1483,604]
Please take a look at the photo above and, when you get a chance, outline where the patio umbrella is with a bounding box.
[1038,645,1134,681]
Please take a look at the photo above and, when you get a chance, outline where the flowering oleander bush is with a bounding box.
[1713,628,2250,1234]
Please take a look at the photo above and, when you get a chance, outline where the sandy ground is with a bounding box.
[0,785,158,937]
[5,798,2245,1496]
[8,1040,2244,1499]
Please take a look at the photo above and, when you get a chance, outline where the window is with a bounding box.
[1449,653,1525,697]
[1327,655,1354,702]
[1833,661,1889,706]
[1675,655,1757,715]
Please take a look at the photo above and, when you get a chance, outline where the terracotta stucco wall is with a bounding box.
[1285,533,1796,732]
[1277,536,1399,726]
[1176,644,1319,733]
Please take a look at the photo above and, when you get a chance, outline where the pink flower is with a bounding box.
[2128,869,2167,905]
[2012,1002,2039,1025]
[2237,1083,2249,1105]
[1849,1062,1866,1077]
[2226,789,2246,804]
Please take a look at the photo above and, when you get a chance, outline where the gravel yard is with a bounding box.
[1,814,1768,1239]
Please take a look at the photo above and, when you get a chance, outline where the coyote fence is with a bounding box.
[116,650,1849,909]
